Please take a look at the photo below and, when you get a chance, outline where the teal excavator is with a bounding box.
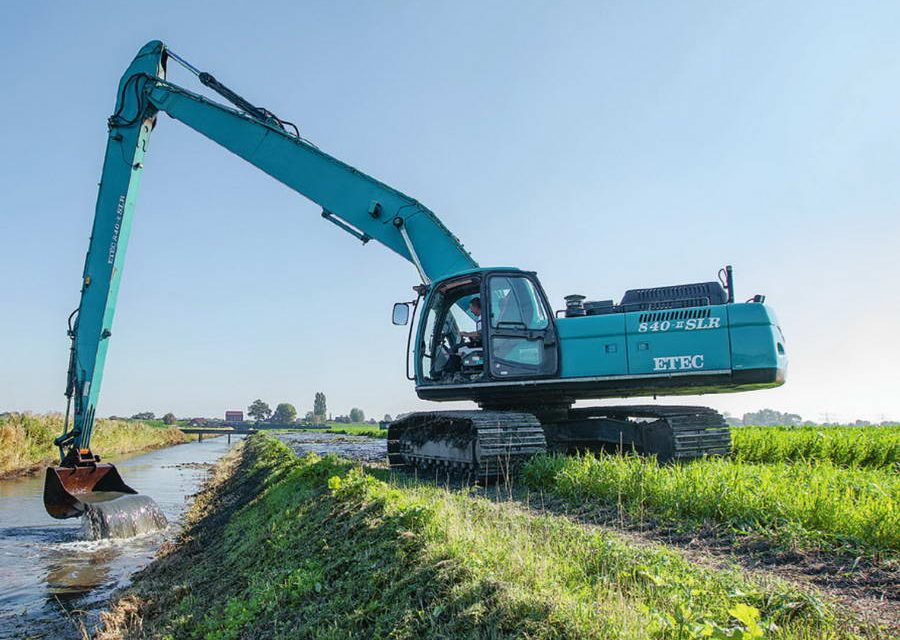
[44,41,786,519]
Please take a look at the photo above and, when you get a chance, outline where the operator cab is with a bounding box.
[397,269,559,388]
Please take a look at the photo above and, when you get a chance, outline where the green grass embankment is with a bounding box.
[100,434,858,639]
[732,425,899,469]
[0,413,189,478]
[522,452,899,558]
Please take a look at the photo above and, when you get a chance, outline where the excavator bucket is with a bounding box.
[43,462,137,519]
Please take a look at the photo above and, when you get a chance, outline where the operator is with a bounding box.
[460,297,482,340]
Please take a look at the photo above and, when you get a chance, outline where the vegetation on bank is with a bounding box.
[101,435,861,640]
[522,452,899,557]
[0,413,189,477]
[731,424,900,469]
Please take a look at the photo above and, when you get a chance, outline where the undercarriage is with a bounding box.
[387,405,731,478]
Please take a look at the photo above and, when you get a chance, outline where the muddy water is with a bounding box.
[0,437,240,639]
[276,431,386,463]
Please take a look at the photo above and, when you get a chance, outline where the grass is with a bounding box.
[522,452,899,558]
[0,412,189,476]
[732,425,899,469]
[321,423,387,438]
[99,434,862,639]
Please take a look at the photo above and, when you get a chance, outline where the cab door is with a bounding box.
[485,273,559,379]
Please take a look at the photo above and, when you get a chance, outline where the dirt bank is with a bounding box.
[97,435,869,639]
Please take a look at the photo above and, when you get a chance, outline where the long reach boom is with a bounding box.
[56,41,476,460]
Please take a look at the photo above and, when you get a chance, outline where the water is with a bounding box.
[276,431,386,463]
[0,437,240,639]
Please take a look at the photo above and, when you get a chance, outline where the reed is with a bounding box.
[0,412,188,476]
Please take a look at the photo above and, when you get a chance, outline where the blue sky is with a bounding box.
[1,2,898,422]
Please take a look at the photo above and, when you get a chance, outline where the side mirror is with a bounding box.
[392,302,410,326]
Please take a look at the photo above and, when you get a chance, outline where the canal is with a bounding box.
[0,436,240,639]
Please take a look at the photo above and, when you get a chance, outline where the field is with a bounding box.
[320,422,387,438]
[732,424,899,468]
[0,413,189,477]
[523,451,897,557]
[522,424,898,557]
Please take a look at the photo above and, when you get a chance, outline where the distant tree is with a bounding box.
[349,407,365,423]
[383,414,393,423]
[722,411,741,427]
[741,409,803,426]
[131,411,155,420]
[162,412,177,425]
[248,399,272,423]
[314,392,327,422]
[272,403,297,424]
[304,411,315,423]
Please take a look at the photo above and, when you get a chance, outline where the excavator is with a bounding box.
[44,41,787,519]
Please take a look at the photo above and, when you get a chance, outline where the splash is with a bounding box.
[81,494,168,539]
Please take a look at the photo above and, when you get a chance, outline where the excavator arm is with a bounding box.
[55,40,477,460]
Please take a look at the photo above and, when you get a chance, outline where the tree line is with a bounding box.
[246,393,383,425]
[115,394,393,427]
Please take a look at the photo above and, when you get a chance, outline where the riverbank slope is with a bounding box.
[98,434,869,639]
[0,413,189,478]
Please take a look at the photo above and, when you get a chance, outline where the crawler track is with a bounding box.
[563,404,732,461]
[388,405,731,476]
[388,411,546,478]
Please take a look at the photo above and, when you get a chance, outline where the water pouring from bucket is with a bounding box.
[44,346,167,536]
[44,447,168,538]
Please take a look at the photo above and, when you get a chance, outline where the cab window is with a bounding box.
[489,276,549,330]
[487,275,557,378]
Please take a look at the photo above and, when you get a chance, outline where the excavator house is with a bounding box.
[45,41,786,518]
